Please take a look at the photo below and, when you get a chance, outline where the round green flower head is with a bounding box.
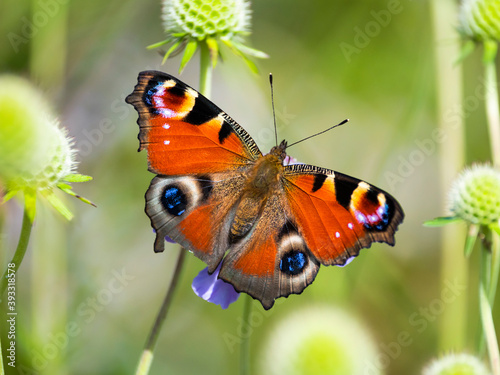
[0,74,93,220]
[459,0,500,42]
[422,353,491,375]
[152,0,267,73]
[0,76,75,192]
[0,75,54,186]
[12,121,75,191]
[449,164,500,226]
[162,0,250,40]
[260,306,380,375]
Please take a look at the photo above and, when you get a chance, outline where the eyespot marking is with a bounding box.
[161,185,187,217]
[280,250,308,275]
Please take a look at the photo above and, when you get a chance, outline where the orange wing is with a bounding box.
[218,190,320,310]
[283,164,404,266]
[126,71,262,175]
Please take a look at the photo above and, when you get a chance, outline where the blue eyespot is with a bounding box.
[161,185,187,216]
[280,251,307,275]
[354,203,391,231]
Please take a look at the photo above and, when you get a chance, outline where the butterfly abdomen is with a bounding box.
[228,155,282,243]
[228,196,264,244]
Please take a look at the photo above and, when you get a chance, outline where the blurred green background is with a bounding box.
[0,0,497,374]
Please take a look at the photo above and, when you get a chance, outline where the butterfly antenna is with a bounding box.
[287,119,349,148]
[269,73,278,147]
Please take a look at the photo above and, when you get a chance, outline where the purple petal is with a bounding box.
[152,229,177,244]
[336,256,356,267]
[164,235,177,244]
[284,155,302,166]
[192,263,240,309]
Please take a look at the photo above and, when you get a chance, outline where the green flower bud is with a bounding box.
[162,0,250,39]
[260,306,380,375]
[11,121,75,191]
[0,75,75,193]
[0,75,53,186]
[449,164,500,226]
[0,75,92,220]
[150,0,266,73]
[422,353,491,375]
[459,0,500,42]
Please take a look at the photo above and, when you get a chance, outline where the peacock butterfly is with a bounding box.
[126,71,404,310]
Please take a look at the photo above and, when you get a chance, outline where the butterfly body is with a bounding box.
[126,71,404,309]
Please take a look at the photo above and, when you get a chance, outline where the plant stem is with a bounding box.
[30,0,67,93]
[135,249,186,375]
[480,285,500,375]
[484,41,500,167]
[240,294,252,375]
[0,205,33,296]
[199,41,212,98]
[0,330,4,375]
[479,238,492,354]
[430,0,468,351]
[490,230,500,304]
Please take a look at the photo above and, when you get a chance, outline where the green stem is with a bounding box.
[480,285,500,375]
[30,0,67,92]
[0,205,33,296]
[484,41,500,167]
[240,294,252,375]
[490,230,500,304]
[479,238,491,354]
[135,249,186,375]
[430,0,468,351]
[199,41,212,98]
[0,331,4,375]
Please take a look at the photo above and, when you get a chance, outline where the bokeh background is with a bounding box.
[0,0,496,374]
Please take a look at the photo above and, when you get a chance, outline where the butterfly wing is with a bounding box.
[127,71,404,310]
[146,172,250,271]
[126,71,262,268]
[282,164,404,266]
[126,70,262,175]
[218,189,320,310]
[218,162,404,310]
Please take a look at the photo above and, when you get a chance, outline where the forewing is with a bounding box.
[126,70,262,175]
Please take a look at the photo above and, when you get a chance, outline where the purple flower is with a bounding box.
[284,155,302,166]
[164,235,177,244]
[152,228,177,244]
[192,263,240,309]
[336,256,356,268]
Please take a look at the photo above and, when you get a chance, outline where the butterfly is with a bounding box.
[126,71,404,310]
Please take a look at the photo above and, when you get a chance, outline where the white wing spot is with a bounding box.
[335,232,340,238]
[348,223,354,230]
[162,124,170,129]
[164,140,170,145]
